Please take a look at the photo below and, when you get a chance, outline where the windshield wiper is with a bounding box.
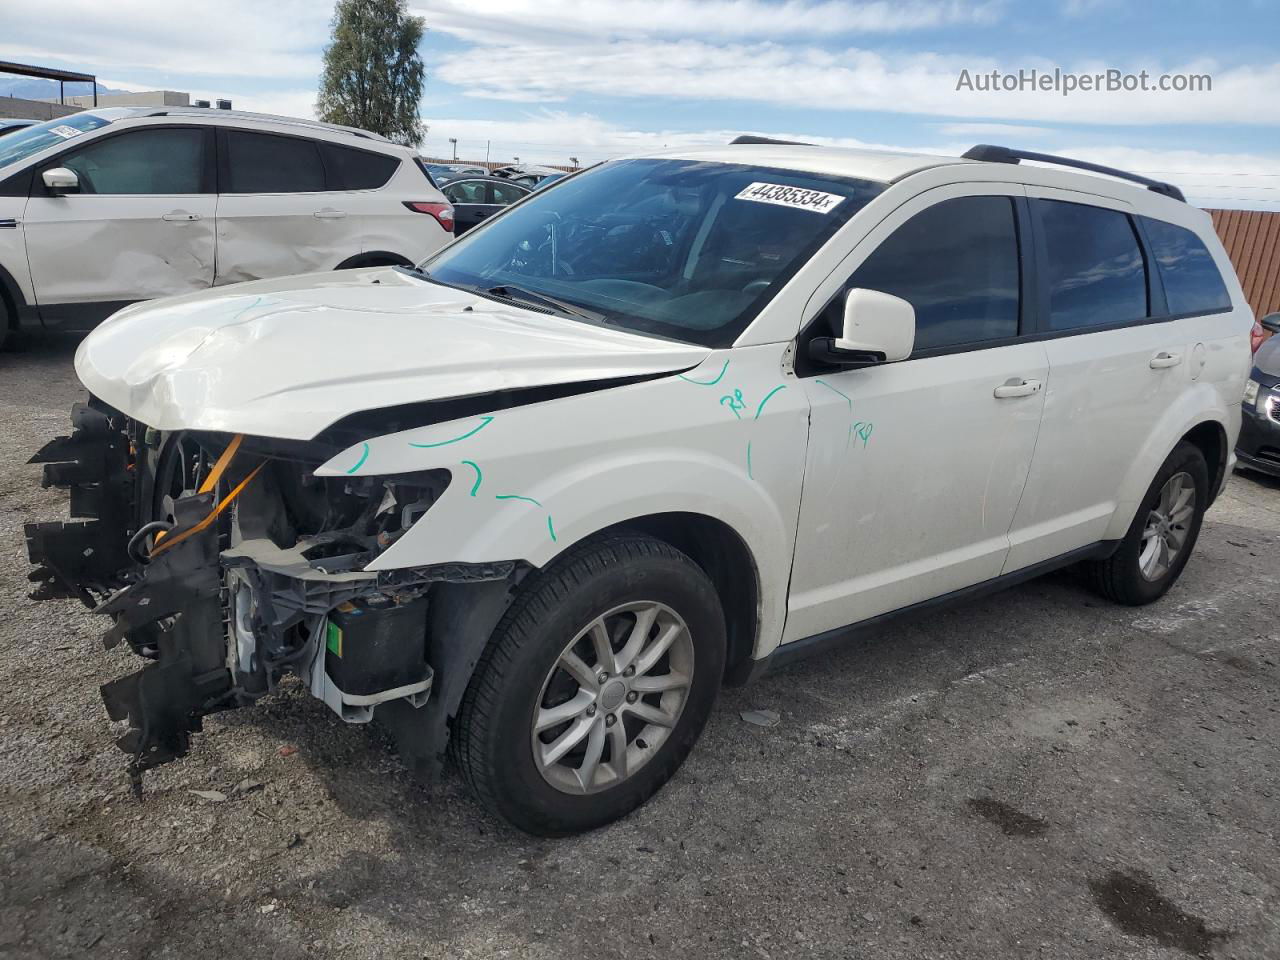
[485,284,605,323]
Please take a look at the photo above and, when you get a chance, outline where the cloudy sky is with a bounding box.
[4,0,1279,208]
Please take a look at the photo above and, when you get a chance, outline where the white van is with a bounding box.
[28,140,1251,835]
[0,109,454,345]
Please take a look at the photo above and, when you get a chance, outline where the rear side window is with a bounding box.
[490,181,527,204]
[60,128,205,194]
[839,195,1021,351]
[443,180,487,204]
[1039,200,1147,330]
[225,130,324,193]
[1141,217,1232,315]
[321,142,399,190]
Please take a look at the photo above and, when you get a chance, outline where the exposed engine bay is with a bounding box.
[25,398,520,792]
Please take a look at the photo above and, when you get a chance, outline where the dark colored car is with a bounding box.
[439,175,531,233]
[421,162,488,185]
[1237,333,1280,476]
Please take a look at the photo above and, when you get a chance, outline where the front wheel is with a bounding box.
[1085,441,1209,605]
[452,535,726,835]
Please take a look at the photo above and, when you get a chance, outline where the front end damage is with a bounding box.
[26,399,517,791]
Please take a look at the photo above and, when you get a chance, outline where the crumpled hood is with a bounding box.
[75,267,709,440]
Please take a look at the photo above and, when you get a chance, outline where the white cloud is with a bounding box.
[2,1,328,80]
[935,121,1057,138]
[413,0,1002,43]
[431,36,1280,127]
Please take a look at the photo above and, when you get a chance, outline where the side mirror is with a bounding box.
[1261,312,1280,335]
[810,287,915,367]
[42,167,79,195]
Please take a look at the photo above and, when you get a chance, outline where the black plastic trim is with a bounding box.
[733,540,1117,683]
[963,144,1185,202]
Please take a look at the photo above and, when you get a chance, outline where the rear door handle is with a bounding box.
[313,208,347,219]
[1149,352,1182,369]
[161,211,201,222]
[993,378,1043,399]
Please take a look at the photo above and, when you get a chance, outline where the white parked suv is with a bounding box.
[27,139,1250,834]
[0,108,454,345]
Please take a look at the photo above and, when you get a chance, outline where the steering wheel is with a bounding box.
[742,278,772,297]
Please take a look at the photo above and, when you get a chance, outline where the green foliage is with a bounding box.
[316,0,426,146]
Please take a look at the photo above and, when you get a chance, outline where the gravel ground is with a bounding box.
[1,334,1277,960]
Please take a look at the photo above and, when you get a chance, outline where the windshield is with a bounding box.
[420,158,884,347]
[0,112,114,171]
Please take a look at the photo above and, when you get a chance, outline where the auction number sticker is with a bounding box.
[48,125,84,139]
[735,182,844,214]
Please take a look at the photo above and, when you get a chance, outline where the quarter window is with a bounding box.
[1039,200,1148,330]
[225,131,325,193]
[320,142,398,190]
[59,128,205,194]
[838,195,1021,351]
[1141,217,1232,315]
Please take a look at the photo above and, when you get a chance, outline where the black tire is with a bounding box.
[1085,441,1209,606]
[452,534,726,835]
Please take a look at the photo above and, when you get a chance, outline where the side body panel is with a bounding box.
[24,192,215,305]
[316,345,808,659]
[214,188,358,284]
[363,160,452,256]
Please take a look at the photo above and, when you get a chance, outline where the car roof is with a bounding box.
[635,143,963,184]
[85,106,401,149]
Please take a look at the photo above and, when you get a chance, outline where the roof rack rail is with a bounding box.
[962,144,1185,202]
[730,135,813,146]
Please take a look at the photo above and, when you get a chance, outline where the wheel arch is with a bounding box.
[594,512,761,686]
[334,250,413,270]
[1105,385,1233,541]
[1181,419,1228,505]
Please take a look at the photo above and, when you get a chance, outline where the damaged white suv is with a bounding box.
[27,140,1250,834]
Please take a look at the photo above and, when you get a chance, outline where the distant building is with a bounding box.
[1209,209,1280,320]
[52,90,195,109]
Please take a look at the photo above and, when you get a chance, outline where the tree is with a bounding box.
[316,0,426,146]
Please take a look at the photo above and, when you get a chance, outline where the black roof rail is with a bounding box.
[730,135,813,146]
[962,144,1185,202]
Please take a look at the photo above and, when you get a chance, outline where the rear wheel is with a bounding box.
[1086,441,1208,605]
[452,535,725,835]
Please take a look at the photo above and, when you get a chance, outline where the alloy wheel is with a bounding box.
[1139,471,1196,581]
[531,601,695,795]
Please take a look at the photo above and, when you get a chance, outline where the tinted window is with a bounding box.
[1040,200,1147,330]
[321,142,398,190]
[838,195,1020,350]
[60,128,205,194]
[490,181,527,204]
[1141,217,1232,315]
[225,131,324,193]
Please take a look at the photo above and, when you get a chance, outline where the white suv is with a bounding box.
[0,108,454,345]
[27,139,1251,835]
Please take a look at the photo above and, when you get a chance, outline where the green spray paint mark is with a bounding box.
[408,416,494,448]
[547,516,558,542]
[720,388,746,419]
[855,422,874,447]
[345,442,370,475]
[495,493,543,507]
[461,460,482,496]
[678,358,729,386]
[754,384,787,420]
[746,440,754,480]
[815,378,852,411]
